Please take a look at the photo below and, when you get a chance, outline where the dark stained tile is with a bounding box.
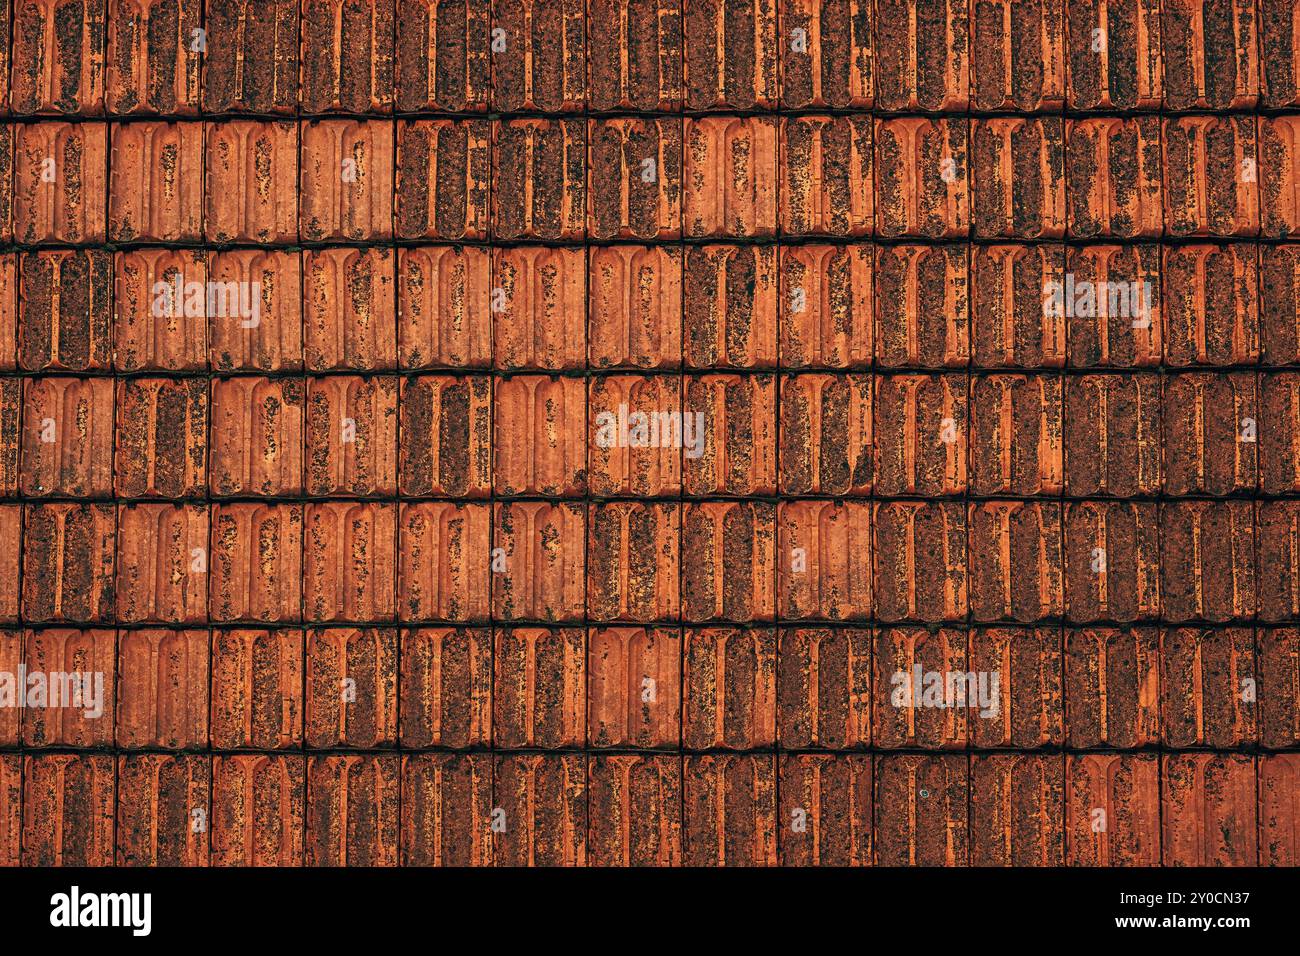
[211,754,304,866]
[395,0,490,112]
[588,0,682,111]
[299,0,394,114]
[493,753,585,866]
[683,754,777,866]
[778,0,873,109]
[400,627,491,748]
[210,628,304,750]
[306,754,400,866]
[202,0,299,114]
[493,627,584,748]
[116,753,209,866]
[778,754,872,865]
[400,753,492,865]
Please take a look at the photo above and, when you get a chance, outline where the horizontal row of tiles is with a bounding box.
[0,0,1297,116]
[0,625,1297,750]
[5,751,1299,866]
[5,371,1300,497]
[1,498,1299,623]
[4,244,1300,372]
[2,115,1300,242]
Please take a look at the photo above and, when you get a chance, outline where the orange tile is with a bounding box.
[299,120,394,241]
[116,503,209,624]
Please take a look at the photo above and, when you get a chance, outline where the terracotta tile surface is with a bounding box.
[0,2,1290,872]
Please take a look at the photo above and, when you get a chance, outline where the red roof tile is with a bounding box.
[494,246,586,370]
[23,507,117,623]
[306,375,399,497]
[780,115,873,238]
[202,0,299,113]
[211,754,304,866]
[1065,627,1161,749]
[683,753,777,866]
[588,625,680,747]
[1067,118,1163,238]
[876,117,969,238]
[300,0,394,114]
[302,503,398,623]
[683,627,776,748]
[685,373,777,497]
[208,503,303,623]
[493,753,586,866]
[398,501,491,622]
[492,501,586,621]
[209,377,305,497]
[1065,0,1163,110]
[778,0,874,109]
[395,0,490,113]
[683,118,778,238]
[587,754,681,865]
[116,503,210,624]
[875,245,969,368]
[778,245,873,369]
[1162,0,1260,109]
[397,246,492,370]
[682,501,775,622]
[776,627,871,749]
[21,628,116,745]
[116,753,209,865]
[874,753,968,865]
[210,628,304,750]
[971,753,1064,866]
[588,246,682,370]
[399,627,491,748]
[971,0,1064,110]
[588,118,681,241]
[970,627,1064,748]
[395,119,491,241]
[11,0,107,115]
[1162,752,1257,866]
[972,117,1065,239]
[204,121,298,243]
[116,628,209,749]
[1064,501,1161,623]
[588,0,682,110]
[399,375,492,497]
[306,626,398,747]
[22,376,114,497]
[400,752,492,865]
[779,753,872,866]
[1161,627,1257,747]
[493,626,584,748]
[683,245,778,369]
[306,754,400,866]
[22,754,115,866]
[494,119,587,240]
[684,0,777,109]
[1066,752,1161,866]
[492,0,586,112]
[875,0,969,111]
[777,499,872,621]
[587,502,679,622]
